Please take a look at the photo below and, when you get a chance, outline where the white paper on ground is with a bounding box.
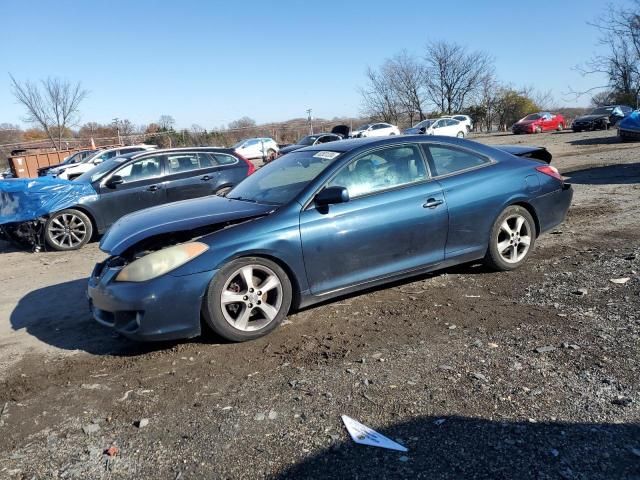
[341,415,408,452]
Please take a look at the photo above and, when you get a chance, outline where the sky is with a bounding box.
[0,0,617,130]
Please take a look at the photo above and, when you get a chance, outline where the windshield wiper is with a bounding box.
[227,196,259,203]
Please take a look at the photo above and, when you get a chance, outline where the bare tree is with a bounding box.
[9,74,87,150]
[228,117,257,130]
[385,51,427,125]
[359,66,402,124]
[158,115,176,131]
[424,41,494,114]
[575,1,640,105]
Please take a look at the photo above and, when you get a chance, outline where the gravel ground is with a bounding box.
[0,129,639,479]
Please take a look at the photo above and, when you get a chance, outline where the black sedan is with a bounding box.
[277,133,342,157]
[0,147,254,250]
[572,105,633,131]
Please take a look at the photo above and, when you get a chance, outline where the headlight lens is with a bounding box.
[116,242,209,282]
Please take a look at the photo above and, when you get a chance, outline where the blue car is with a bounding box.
[88,136,572,342]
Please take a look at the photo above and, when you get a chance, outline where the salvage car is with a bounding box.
[0,147,254,251]
[87,136,572,343]
[38,149,100,177]
[441,115,473,132]
[278,133,342,156]
[350,123,400,138]
[512,112,565,134]
[618,110,640,141]
[50,145,156,180]
[572,105,633,132]
[233,138,279,161]
[404,118,467,137]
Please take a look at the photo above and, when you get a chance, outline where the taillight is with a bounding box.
[536,165,564,181]
[237,153,255,175]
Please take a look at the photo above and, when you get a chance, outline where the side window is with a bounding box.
[119,148,142,155]
[372,124,384,130]
[425,145,490,176]
[327,145,427,198]
[318,135,334,144]
[433,120,443,129]
[211,153,238,165]
[98,151,118,162]
[115,157,162,183]
[167,153,200,174]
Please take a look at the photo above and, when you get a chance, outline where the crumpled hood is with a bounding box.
[100,195,275,255]
[0,177,97,225]
[618,110,640,131]
[574,114,608,122]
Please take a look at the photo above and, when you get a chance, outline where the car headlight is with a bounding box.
[115,242,209,282]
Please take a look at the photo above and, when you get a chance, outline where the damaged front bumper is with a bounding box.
[87,257,217,341]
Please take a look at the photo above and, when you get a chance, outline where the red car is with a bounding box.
[512,112,565,134]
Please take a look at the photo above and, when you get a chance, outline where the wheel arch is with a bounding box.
[510,201,541,237]
[233,253,303,310]
[60,205,99,239]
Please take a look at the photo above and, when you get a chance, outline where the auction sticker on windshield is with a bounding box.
[313,151,340,160]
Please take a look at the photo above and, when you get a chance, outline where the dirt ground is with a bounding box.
[0,128,639,479]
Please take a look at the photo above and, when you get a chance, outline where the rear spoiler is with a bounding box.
[494,145,552,164]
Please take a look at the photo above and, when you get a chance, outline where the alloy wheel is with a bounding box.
[47,212,89,249]
[220,264,283,331]
[496,214,532,264]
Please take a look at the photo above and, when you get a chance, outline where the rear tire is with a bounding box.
[456,131,465,138]
[203,257,292,342]
[535,126,542,134]
[44,209,93,251]
[483,205,536,271]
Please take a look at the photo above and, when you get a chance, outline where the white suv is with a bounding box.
[50,145,157,180]
[442,115,473,132]
[233,138,279,160]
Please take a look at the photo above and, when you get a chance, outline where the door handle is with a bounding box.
[201,175,211,181]
[147,185,160,192]
[423,198,443,209]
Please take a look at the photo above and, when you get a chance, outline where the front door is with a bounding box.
[97,155,165,228]
[299,144,448,295]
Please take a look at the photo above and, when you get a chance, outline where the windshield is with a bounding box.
[226,150,342,206]
[591,107,614,115]
[298,135,319,146]
[415,120,434,129]
[232,140,246,149]
[522,114,541,121]
[76,156,129,183]
[354,124,371,131]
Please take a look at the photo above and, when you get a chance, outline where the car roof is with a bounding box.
[297,135,471,153]
[118,146,235,160]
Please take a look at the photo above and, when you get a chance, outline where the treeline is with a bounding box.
[360,41,566,131]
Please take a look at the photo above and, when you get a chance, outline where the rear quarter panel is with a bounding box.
[436,153,543,258]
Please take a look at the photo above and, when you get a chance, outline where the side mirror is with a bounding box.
[315,186,349,207]
[105,175,124,188]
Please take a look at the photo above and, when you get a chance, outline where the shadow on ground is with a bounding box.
[566,163,640,185]
[568,134,621,146]
[9,278,204,356]
[276,416,640,479]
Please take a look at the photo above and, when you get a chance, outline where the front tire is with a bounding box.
[483,206,536,271]
[557,123,564,131]
[456,131,465,138]
[203,257,292,341]
[44,209,93,251]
